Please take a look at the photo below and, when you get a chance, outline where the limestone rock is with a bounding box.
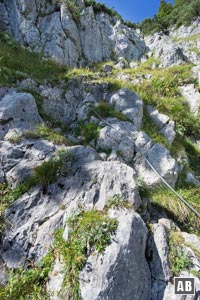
[145,20,200,67]
[135,143,177,187]
[80,210,151,300]
[0,145,141,268]
[159,121,176,145]
[47,258,65,300]
[0,138,56,186]
[1,0,146,66]
[149,223,171,282]
[147,105,169,129]
[97,121,137,162]
[186,172,200,187]
[179,84,200,115]
[161,45,188,68]
[146,106,176,144]
[0,93,42,138]
[134,131,152,155]
[108,88,143,129]
[181,232,200,252]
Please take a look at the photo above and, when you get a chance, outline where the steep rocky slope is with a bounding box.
[0,1,200,300]
[0,0,145,66]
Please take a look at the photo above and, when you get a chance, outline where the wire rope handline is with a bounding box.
[87,104,200,219]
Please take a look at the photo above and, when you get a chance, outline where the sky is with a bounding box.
[98,0,174,23]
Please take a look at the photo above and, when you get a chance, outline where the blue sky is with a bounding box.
[99,0,174,23]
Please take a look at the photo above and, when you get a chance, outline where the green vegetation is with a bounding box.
[139,0,200,35]
[54,209,118,299]
[183,138,200,179]
[0,208,118,300]
[85,0,122,21]
[0,180,35,235]
[151,187,200,234]
[75,121,101,145]
[0,33,66,86]
[169,231,193,276]
[90,101,130,122]
[32,150,74,192]
[0,252,54,300]
[58,0,81,21]
[105,194,133,209]
[142,109,168,147]
[0,150,74,234]
[23,124,73,146]
[127,64,200,139]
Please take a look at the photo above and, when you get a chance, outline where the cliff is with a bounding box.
[0,1,200,299]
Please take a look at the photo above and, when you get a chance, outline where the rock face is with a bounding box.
[134,143,177,187]
[80,210,151,300]
[97,121,137,162]
[145,19,200,67]
[0,144,141,268]
[0,92,42,139]
[0,0,146,66]
[108,88,143,129]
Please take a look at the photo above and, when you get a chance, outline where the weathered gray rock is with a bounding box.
[80,210,151,300]
[103,64,113,73]
[1,145,141,269]
[130,61,139,68]
[46,258,65,300]
[161,45,188,68]
[1,0,146,66]
[97,121,137,162]
[135,143,177,187]
[40,83,104,125]
[108,88,143,129]
[181,232,200,252]
[115,58,127,70]
[0,3,9,31]
[149,223,171,282]
[0,92,42,138]
[135,131,152,155]
[145,20,200,67]
[186,172,200,187]
[146,105,176,144]
[159,121,176,145]
[179,84,200,115]
[147,105,169,129]
[0,139,56,185]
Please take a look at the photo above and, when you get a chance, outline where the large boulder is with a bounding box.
[134,143,178,187]
[108,88,143,129]
[0,92,42,139]
[40,83,104,125]
[80,210,151,300]
[179,84,200,116]
[0,145,141,268]
[97,121,138,162]
[146,105,176,144]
